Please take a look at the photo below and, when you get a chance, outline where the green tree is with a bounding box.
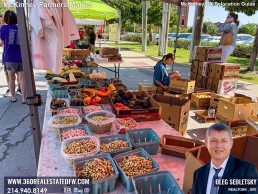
[202,22,218,36]
[0,2,16,16]
[238,23,257,36]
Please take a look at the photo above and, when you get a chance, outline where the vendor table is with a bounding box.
[94,58,122,79]
[37,91,185,193]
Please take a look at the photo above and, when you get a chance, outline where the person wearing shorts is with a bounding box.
[88,27,96,54]
[0,10,25,103]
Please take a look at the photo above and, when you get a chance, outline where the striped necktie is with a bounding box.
[210,167,222,194]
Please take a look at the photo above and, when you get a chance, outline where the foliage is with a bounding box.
[238,23,257,36]
[121,34,142,43]
[202,22,218,36]
[0,2,16,16]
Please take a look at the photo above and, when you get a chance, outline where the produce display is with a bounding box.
[59,108,80,115]
[82,105,104,114]
[100,140,129,152]
[76,158,115,180]
[91,116,111,122]
[117,118,138,134]
[50,98,67,109]
[52,116,78,125]
[60,129,86,141]
[86,111,116,134]
[112,89,151,109]
[63,139,97,154]
[118,155,154,177]
[69,90,102,106]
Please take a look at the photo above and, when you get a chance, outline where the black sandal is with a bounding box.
[11,99,17,103]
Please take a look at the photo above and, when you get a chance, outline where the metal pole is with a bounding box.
[16,0,41,166]
[164,3,171,54]
[142,1,148,51]
[172,2,181,71]
[118,10,121,43]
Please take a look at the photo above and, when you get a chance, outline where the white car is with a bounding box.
[209,36,221,43]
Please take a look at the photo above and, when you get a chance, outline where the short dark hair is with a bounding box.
[228,12,239,26]
[4,10,17,25]
[206,123,232,140]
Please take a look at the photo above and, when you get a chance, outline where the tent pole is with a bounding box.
[172,1,181,72]
[16,0,41,166]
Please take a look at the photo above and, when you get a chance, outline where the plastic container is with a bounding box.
[73,153,119,194]
[85,111,116,134]
[61,136,99,166]
[82,104,107,114]
[58,124,91,142]
[99,134,133,157]
[78,78,91,85]
[58,106,82,116]
[132,171,183,194]
[50,86,68,98]
[50,114,82,129]
[116,118,138,134]
[126,128,161,155]
[80,67,91,74]
[113,148,160,192]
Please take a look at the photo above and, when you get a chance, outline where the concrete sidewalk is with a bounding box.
[0,47,257,187]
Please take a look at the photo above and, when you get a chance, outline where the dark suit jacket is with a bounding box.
[191,155,258,194]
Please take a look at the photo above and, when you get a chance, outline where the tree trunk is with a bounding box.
[248,24,258,71]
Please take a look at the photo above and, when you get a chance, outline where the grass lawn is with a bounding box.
[108,43,258,84]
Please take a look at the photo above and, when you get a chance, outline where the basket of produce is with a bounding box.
[73,153,119,193]
[69,90,103,106]
[116,118,138,134]
[82,104,106,114]
[113,148,160,192]
[110,78,122,86]
[99,134,132,157]
[58,124,91,142]
[50,114,82,129]
[50,86,68,98]
[126,128,161,155]
[132,171,183,194]
[85,111,116,134]
[61,136,99,166]
[50,98,67,116]
[58,107,82,116]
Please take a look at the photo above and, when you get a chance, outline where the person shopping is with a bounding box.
[0,10,26,103]
[88,27,96,54]
[153,53,181,94]
[218,13,239,62]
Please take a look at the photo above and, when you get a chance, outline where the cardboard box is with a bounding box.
[247,124,258,135]
[100,47,119,57]
[190,72,197,81]
[217,79,238,95]
[191,92,211,109]
[215,114,248,127]
[164,91,190,99]
[183,135,258,193]
[110,91,161,122]
[160,135,203,159]
[194,46,222,62]
[153,94,190,136]
[70,49,91,60]
[191,60,199,73]
[217,97,258,121]
[210,92,230,108]
[138,83,153,93]
[198,62,210,76]
[206,77,213,90]
[246,116,258,135]
[214,63,240,79]
[231,125,248,137]
[208,63,216,78]
[211,78,220,93]
[169,79,195,94]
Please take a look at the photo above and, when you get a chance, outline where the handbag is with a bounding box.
[220,25,233,45]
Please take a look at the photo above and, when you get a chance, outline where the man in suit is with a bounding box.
[191,123,257,194]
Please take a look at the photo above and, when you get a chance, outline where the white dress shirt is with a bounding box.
[206,156,229,194]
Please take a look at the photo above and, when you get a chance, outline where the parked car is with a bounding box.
[177,33,192,40]
[244,37,254,46]
[185,34,211,41]
[209,36,221,43]
[236,34,253,44]
[168,33,179,40]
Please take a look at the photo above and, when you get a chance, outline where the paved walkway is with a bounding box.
[0,47,258,184]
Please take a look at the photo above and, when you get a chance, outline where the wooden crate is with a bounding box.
[195,110,215,123]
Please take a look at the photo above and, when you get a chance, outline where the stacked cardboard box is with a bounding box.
[169,78,195,94]
[138,83,153,94]
[153,94,190,136]
[191,92,211,109]
[190,46,222,89]
[216,97,258,137]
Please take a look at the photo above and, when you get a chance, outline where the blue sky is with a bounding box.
[187,5,258,27]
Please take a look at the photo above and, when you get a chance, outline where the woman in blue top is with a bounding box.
[153,53,181,94]
[218,12,239,62]
[0,10,25,103]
